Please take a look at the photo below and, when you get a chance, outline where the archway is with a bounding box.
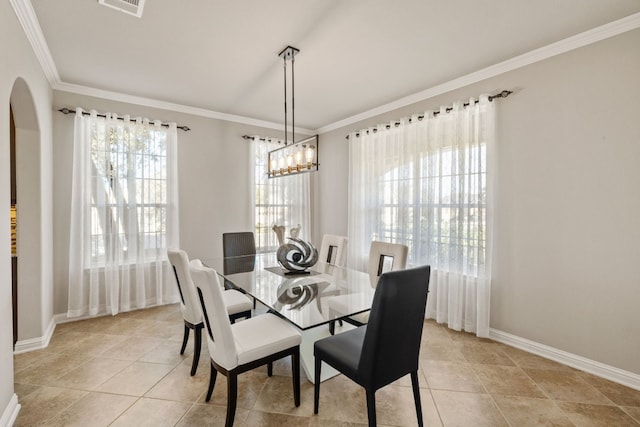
[9,78,43,349]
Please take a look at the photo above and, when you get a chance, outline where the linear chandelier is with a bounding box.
[268,46,318,179]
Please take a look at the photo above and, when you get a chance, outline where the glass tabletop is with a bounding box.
[201,252,375,330]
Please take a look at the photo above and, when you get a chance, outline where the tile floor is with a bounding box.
[12,303,640,426]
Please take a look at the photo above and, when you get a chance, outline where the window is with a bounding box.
[89,121,169,265]
[378,145,486,275]
[348,96,496,335]
[68,110,179,317]
[253,137,310,252]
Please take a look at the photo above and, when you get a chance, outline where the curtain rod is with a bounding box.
[345,90,512,140]
[241,135,285,143]
[57,107,191,131]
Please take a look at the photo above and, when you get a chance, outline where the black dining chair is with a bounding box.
[222,232,256,258]
[222,231,258,307]
[314,265,431,427]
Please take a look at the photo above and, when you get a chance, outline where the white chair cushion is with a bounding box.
[222,289,253,315]
[231,313,301,366]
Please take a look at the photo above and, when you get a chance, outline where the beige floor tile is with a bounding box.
[556,401,640,426]
[137,319,185,339]
[579,373,640,407]
[13,310,640,427]
[13,382,40,399]
[59,332,129,357]
[308,418,367,427]
[13,352,88,385]
[421,360,484,393]
[472,364,546,398]
[420,341,466,362]
[421,321,456,344]
[493,395,574,426]
[139,340,194,366]
[48,356,132,390]
[13,349,50,373]
[253,374,315,416]
[621,406,640,423]
[177,402,250,426]
[110,397,192,427]
[431,389,509,427]
[14,385,87,426]
[45,330,93,353]
[314,375,368,424]
[96,361,175,396]
[207,369,270,410]
[500,346,577,372]
[101,318,158,336]
[419,388,444,427]
[145,364,210,402]
[99,335,166,360]
[239,410,310,426]
[374,384,430,426]
[460,342,516,366]
[524,368,615,405]
[39,391,137,427]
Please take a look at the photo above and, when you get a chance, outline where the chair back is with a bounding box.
[358,265,430,390]
[318,234,348,267]
[167,249,202,325]
[190,264,239,370]
[368,241,408,287]
[223,232,257,257]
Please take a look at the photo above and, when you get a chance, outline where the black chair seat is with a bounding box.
[314,326,366,380]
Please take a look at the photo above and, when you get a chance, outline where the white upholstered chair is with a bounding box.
[318,234,348,267]
[167,249,252,376]
[367,241,409,287]
[190,263,302,427]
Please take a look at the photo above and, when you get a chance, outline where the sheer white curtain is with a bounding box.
[252,137,310,251]
[68,109,179,317]
[348,96,495,336]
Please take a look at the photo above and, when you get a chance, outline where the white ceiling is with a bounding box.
[28,0,640,131]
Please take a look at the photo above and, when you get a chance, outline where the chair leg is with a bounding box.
[206,362,217,402]
[292,348,300,407]
[314,356,322,414]
[225,373,238,427]
[267,362,273,377]
[365,390,376,427]
[191,324,202,376]
[328,320,335,335]
[411,371,424,427]
[180,323,190,355]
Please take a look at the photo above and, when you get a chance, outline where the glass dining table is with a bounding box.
[201,252,375,383]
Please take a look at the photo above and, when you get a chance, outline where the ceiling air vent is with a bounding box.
[98,0,146,18]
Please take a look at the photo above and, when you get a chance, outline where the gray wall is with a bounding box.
[1,0,54,417]
[317,28,640,374]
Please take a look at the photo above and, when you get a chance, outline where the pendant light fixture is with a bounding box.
[267,46,318,178]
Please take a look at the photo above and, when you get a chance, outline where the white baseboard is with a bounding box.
[490,328,640,391]
[13,317,56,355]
[0,394,20,427]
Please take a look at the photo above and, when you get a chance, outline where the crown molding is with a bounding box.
[53,81,315,135]
[10,0,60,85]
[316,11,640,134]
